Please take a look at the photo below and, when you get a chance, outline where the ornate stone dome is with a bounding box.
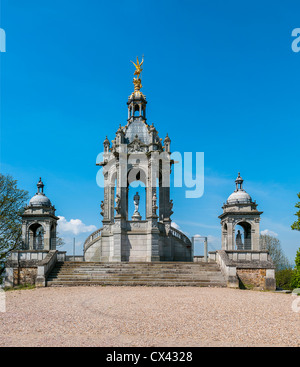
[226,173,252,204]
[29,193,51,207]
[29,178,52,207]
[227,190,252,204]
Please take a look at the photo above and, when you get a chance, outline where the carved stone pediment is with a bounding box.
[128,135,148,153]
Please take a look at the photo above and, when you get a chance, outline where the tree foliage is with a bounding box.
[275,268,295,290]
[291,192,300,231]
[291,193,300,288]
[291,248,300,289]
[0,174,28,263]
[260,234,292,271]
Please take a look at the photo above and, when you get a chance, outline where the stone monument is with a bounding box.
[208,173,276,290]
[84,57,192,262]
[4,178,66,287]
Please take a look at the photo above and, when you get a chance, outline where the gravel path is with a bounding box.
[0,286,299,347]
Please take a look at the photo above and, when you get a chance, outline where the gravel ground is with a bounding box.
[0,286,299,347]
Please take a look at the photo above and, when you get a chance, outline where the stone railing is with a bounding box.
[169,226,192,247]
[214,250,239,288]
[36,250,58,287]
[225,250,273,264]
[84,228,102,252]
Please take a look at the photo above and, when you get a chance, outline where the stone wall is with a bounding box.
[212,250,276,290]
[13,267,37,286]
[5,250,65,288]
[84,224,192,262]
[237,268,267,290]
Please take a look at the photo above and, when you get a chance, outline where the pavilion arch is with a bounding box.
[234,220,252,250]
[28,222,45,250]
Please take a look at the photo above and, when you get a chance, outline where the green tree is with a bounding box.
[260,234,292,271]
[291,248,300,288]
[291,193,300,288]
[291,192,300,231]
[0,174,28,267]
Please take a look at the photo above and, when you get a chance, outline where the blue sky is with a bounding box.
[1,0,300,261]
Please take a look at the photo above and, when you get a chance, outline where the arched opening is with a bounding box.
[128,183,146,219]
[127,168,147,220]
[235,221,252,250]
[28,223,44,250]
[134,104,140,117]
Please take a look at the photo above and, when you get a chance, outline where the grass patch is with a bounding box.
[4,284,36,292]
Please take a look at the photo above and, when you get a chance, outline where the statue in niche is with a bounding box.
[115,194,121,215]
[236,230,243,249]
[152,192,158,215]
[133,192,140,214]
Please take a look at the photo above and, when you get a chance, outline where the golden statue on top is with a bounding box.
[131,56,144,79]
[130,56,144,92]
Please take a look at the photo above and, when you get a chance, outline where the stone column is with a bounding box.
[111,218,122,262]
[146,218,160,262]
[21,223,27,249]
[43,222,51,251]
[227,222,234,250]
[221,223,228,250]
[252,220,261,251]
[29,230,34,250]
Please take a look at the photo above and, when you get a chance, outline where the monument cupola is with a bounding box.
[21,178,59,251]
[29,178,52,207]
[226,173,252,205]
[219,173,263,251]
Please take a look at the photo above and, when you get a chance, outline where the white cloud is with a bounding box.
[57,216,97,236]
[260,229,278,237]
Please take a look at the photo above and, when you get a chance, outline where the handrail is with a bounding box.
[169,225,192,246]
[84,228,102,252]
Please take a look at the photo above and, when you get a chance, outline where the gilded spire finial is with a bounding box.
[131,56,144,92]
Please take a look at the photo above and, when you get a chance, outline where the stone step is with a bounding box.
[50,268,220,274]
[47,280,227,287]
[53,265,220,271]
[57,261,217,267]
[47,276,223,282]
[46,261,226,287]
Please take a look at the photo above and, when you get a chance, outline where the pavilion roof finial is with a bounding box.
[36,177,44,194]
[235,172,244,191]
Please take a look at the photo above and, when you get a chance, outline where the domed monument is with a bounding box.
[21,178,59,251]
[4,60,275,290]
[209,172,276,290]
[219,173,263,251]
[84,57,192,262]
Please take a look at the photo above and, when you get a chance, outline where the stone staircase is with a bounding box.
[46,261,227,287]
